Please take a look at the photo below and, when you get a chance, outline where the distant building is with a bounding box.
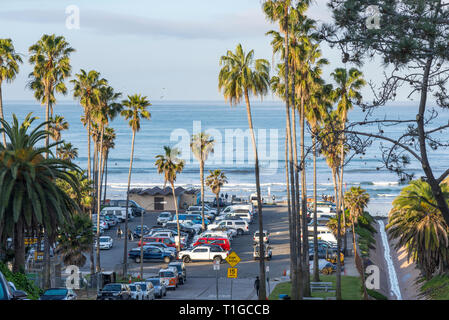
[128,186,200,212]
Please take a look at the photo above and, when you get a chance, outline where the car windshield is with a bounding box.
[100,238,109,242]
[160,213,170,217]
[129,285,137,291]
[160,272,174,277]
[103,284,121,291]
[139,284,147,290]
[148,279,160,286]
[44,289,68,296]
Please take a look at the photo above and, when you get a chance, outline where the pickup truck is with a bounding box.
[177,245,228,263]
[128,246,173,263]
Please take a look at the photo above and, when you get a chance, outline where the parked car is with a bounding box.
[134,281,155,300]
[40,288,77,300]
[307,226,337,244]
[142,242,177,256]
[133,225,150,239]
[146,278,167,298]
[129,283,144,300]
[195,230,232,242]
[253,230,270,243]
[159,267,178,290]
[139,236,184,249]
[128,246,173,263]
[97,283,131,300]
[187,209,215,221]
[92,225,104,236]
[103,214,119,227]
[208,225,237,239]
[0,271,27,300]
[187,205,217,215]
[96,236,113,250]
[230,209,252,223]
[103,199,146,216]
[207,219,249,235]
[168,261,187,284]
[193,237,231,251]
[178,245,228,263]
[101,207,133,223]
[157,212,173,225]
[162,221,197,236]
[253,243,272,260]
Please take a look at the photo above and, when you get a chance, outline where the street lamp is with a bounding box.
[140,201,167,280]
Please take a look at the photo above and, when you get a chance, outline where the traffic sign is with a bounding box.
[213,259,220,270]
[227,267,238,278]
[225,251,241,267]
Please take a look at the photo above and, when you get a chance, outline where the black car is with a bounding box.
[97,283,131,300]
[133,225,150,238]
[0,271,27,300]
[103,200,146,217]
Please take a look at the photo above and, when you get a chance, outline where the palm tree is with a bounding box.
[57,142,79,161]
[218,43,270,300]
[48,115,69,155]
[121,94,151,277]
[344,186,370,299]
[28,34,74,153]
[190,132,215,230]
[55,213,93,267]
[155,146,185,252]
[387,180,449,280]
[101,127,116,203]
[0,113,80,273]
[56,170,93,215]
[71,70,107,181]
[205,170,228,216]
[0,39,22,147]
[331,67,365,299]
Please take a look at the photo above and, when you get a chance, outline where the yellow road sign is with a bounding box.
[225,251,241,267]
[227,267,238,278]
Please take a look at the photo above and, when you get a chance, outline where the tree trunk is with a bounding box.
[43,89,51,289]
[96,126,104,274]
[244,90,266,300]
[171,182,181,252]
[200,161,205,231]
[0,85,7,147]
[312,134,320,282]
[216,193,220,216]
[103,151,109,204]
[13,219,25,273]
[332,168,342,300]
[123,130,136,277]
[285,129,295,297]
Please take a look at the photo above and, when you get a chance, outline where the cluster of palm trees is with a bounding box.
[215,1,367,300]
[0,34,152,286]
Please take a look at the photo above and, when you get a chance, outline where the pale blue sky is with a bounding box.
[0,0,409,103]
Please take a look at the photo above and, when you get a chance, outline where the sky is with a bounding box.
[0,0,412,103]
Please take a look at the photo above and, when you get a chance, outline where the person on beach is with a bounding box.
[117,227,122,239]
[254,276,260,297]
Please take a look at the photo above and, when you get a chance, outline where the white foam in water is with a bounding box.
[378,219,402,300]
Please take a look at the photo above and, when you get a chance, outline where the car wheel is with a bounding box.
[135,257,141,263]
[237,229,243,235]
[183,255,191,263]
[164,256,171,263]
[213,256,222,264]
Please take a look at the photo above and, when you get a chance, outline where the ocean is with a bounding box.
[4,100,449,217]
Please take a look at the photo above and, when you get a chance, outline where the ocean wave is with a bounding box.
[377,193,398,197]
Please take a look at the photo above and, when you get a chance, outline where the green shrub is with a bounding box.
[367,289,388,300]
[0,262,43,300]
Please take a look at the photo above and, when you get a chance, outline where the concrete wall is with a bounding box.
[129,193,199,212]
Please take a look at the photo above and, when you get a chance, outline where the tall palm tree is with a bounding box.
[205,170,228,216]
[155,146,185,252]
[71,70,107,181]
[0,113,80,273]
[57,142,79,161]
[387,180,449,280]
[218,43,270,300]
[331,67,365,299]
[344,186,370,299]
[121,94,151,277]
[28,34,74,153]
[0,39,22,147]
[101,127,116,204]
[48,115,69,155]
[190,132,215,230]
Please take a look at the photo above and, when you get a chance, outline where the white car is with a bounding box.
[97,236,113,250]
[178,245,229,263]
[157,212,173,225]
[134,281,155,300]
[307,226,337,244]
[253,230,270,243]
[101,207,133,222]
[187,205,217,215]
[181,221,202,234]
[129,283,144,300]
[207,219,249,235]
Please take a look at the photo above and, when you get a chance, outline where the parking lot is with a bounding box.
[82,204,292,299]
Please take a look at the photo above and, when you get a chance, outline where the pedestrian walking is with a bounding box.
[117,227,122,239]
[128,229,133,241]
[254,276,260,297]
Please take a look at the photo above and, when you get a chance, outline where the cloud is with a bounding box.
[0,8,275,40]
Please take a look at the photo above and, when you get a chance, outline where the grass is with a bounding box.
[269,275,362,300]
[420,275,449,300]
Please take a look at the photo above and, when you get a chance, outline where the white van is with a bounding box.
[307,226,337,244]
[101,207,133,222]
[220,204,254,216]
[229,209,252,224]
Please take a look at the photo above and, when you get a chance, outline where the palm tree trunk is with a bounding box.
[43,90,51,289]
[300,96,310,296]
[0,85,7,147]
[96,127,104,274]
[200,161,205,231]
[312,134,320,282]
[171,182,181,252]
[103,151,109,204]
[13,219,25,273]
[244,90,266,300]
[123,130,136,277]
[87,119,92,181]
[285,129,295,296]
[216,193,220,216]
[331,167,342,300]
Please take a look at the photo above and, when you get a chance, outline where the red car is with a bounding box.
[193,237,231,251]
[138,236,184,249]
